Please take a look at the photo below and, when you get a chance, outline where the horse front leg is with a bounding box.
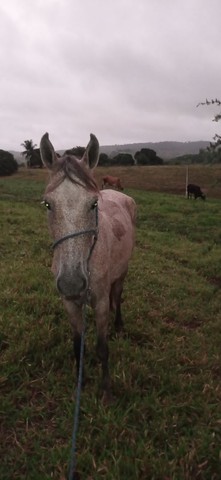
[96,335,110,399]
[95,300,112,403]
[63,299,85,385]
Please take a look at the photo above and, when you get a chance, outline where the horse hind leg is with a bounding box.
[115,301,123,332]
[63,299,86,387]
[96,334,111,402]
[95,300,112,403]
[110,275,127,332]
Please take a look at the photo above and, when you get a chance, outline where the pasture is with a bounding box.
[1,165,221,479]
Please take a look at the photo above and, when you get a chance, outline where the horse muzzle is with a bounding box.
[56,271,88,302]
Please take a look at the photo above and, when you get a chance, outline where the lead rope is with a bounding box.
[68,300,87,480]
[68,205,98,480]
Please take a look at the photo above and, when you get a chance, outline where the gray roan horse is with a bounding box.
[40,133,136,403]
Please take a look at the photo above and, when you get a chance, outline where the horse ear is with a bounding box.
[81,133,99,170]
[40,132,57,170]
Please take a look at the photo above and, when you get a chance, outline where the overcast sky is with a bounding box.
[1,0,221,151]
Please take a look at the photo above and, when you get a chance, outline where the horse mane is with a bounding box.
[47,154,99,193]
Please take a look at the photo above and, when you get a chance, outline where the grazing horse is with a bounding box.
[187,183,206,200]
[40,133,136,403]
[102,175,124,191]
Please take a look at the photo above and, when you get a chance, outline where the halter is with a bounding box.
[51,203,99,258]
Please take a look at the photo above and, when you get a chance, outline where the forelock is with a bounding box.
[46,154,99,193]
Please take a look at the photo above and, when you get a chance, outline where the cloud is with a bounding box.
[0,0,221,150]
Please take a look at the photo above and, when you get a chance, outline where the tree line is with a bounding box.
[0,141,165,175]
[1,103,221,176]
[56,145,163,166]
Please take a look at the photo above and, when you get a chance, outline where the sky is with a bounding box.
[1,0,221,151]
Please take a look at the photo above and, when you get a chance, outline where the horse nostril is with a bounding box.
[57,272,87,298]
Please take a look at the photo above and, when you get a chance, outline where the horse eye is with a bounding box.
[41,200,51,210]
[91,200,98,210]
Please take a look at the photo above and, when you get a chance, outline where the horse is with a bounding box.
[40,133,136,403]
[187,183,206,200]
[102,175,124,191]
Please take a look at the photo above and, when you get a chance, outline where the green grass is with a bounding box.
[1,174,221,479]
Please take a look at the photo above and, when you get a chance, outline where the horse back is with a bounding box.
[100,189,136,228]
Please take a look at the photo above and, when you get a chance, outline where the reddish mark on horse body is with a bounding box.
[112,218,126,240]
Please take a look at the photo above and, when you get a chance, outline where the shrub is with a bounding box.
[135,148,164,165]
[0,150,18,176]
[64,146,86,158]
[27,149,43,168]
[111,153,134,166]
[98,153,111,166]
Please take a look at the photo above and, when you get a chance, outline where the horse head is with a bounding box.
[40,133,99,303]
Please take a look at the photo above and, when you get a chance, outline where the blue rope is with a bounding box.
[68,303,86,480]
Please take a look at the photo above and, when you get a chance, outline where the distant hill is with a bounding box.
[99,141,210,160]
[10,140,210,164]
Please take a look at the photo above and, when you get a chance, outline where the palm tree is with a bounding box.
[21,139,37,166]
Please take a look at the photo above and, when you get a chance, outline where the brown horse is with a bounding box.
[102,175,124,191]
[40,133,136,402]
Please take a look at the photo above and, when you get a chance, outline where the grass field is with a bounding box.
[1,166,221,479]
